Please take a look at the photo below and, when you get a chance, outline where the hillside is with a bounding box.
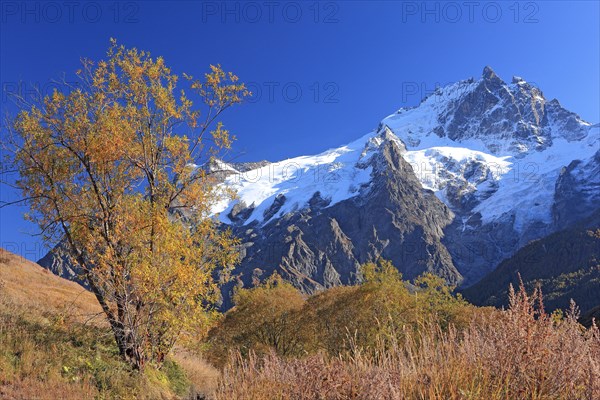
[0,249,101,324]
[462,211,600,315]
[0,249,217,400]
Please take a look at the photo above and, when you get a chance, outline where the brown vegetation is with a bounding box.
[206,260,477,367]
[209,263,600,400]
[2,250,598,399]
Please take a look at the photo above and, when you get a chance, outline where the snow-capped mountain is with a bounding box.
[208,66,599,295]
[38,67,599,304]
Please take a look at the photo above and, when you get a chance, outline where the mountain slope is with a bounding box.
[217,132,461,307]
[461,210,600,315]
[207,66,598,295]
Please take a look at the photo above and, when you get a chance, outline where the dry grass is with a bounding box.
[214,286,600,400]
[0,249,107,399]
[0,293,143,399]
[0,248,214,399]
[171,348,220,399]
[0,248,104,326]
[0,375,97,400]
[3,247,599,399]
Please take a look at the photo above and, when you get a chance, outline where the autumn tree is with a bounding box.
[1,39,249,369]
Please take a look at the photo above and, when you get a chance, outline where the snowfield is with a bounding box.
[210,73,599,235]
[211,132,376,225]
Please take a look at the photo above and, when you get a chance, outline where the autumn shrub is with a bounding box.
[205,260,477,364]
[214,283,600,400]
[302,260,475,356]
[204,274,308,367]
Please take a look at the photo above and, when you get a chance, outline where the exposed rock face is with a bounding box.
[553,149,600,229]
[37,243,89,289]
[226,201,253,225]
[413,66,589,156]
[219,136,460,308]
[262,194,287,221]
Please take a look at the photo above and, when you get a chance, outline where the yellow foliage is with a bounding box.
[4,39,250,370]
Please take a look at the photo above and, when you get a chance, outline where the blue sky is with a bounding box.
[1,1,599,260]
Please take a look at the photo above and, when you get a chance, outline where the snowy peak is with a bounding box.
[482,65,496,80]
[481,65,505,89]
[211,68,597,232]
[385,67,591,157]
[511,75,526,85]
[208,68,598,282]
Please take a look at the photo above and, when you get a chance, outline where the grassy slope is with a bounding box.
[0,249,103,323]
[0,249,217,400]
